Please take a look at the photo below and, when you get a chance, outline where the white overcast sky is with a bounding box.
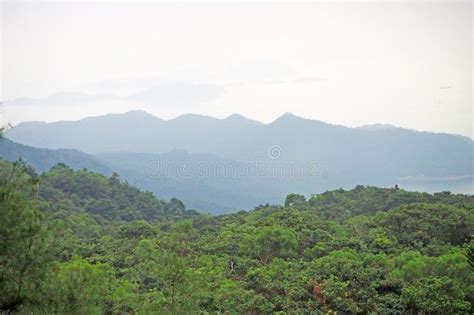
[1,0,472,137]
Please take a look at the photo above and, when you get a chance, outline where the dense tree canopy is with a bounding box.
[0,160,473,314]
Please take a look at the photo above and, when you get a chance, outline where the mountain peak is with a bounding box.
[281,112,296,118]
[83,110,163,124]
[269,112,335,130]
[170,113,219,123]
[224,113,263,126]
[225,113,247,120]
[122,109,158,118]
[271,112,307,125]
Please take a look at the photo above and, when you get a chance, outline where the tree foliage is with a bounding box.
[1,161,473,313]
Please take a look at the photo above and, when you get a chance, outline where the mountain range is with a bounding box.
[3,110,473,212]
[0,138,111,174]
[0,138,246,212]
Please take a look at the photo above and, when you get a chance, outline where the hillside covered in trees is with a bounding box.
[1,159,473,314]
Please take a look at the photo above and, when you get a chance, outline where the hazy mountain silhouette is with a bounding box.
[0,138,112,174]
[7,110,472,173]
[96,150,291,211]
[0,138,256,212]
[6,110,473,206]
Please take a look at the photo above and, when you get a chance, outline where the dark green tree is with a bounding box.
[284,193,307,207]
[0,161,51,313]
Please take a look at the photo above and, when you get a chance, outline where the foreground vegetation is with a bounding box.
[1,160,473,314]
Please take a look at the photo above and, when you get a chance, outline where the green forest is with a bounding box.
[1,159,473,314]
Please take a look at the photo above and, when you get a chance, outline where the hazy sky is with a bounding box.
[1,0,472,137]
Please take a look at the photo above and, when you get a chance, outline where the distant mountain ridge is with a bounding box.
[0,138,251,213]
[0,138,112,174]
[5,110,474,203]
[8,109,472,149]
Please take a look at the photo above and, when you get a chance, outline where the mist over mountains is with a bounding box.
[0,138,111,174]
[0,139,251,212]
[4,110,473,213]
